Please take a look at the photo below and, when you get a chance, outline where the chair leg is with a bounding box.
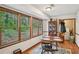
[47,51,49,54]
[41,50,44,54]
[41,52,43,54]
[51,50,54,54]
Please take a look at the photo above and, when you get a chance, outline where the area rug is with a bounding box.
[31,45,71,54]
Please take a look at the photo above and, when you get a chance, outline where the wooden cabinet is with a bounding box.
[48,19,57,36]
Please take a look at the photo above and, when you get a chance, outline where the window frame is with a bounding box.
[0,7,19,48]
[0,7,43,49]
[20,14,30,41]
[32,17,39,37]
[38,20,43,35]
[32,17,43,38]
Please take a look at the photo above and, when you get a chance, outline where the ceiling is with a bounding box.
[31,4,79,18]
[2,4,79,20]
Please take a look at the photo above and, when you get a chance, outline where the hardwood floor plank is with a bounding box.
[59,40,79,54]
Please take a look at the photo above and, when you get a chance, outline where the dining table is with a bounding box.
[42,36,63,51]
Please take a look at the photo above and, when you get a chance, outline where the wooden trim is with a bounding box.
[18,14,21,41]
[0,7,18,15]
[59,18,75,20]
[42,21,43,35]
[74,18,76,42]
[56,19,57,36]
[30,16,33,38]
[0,7,30,17]
[38,21,39,36]
[0,6,43,20]
[0,32,2,46]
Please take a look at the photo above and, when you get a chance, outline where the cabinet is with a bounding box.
[48,19,57,36]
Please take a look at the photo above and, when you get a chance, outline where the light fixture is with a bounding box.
[45,4,55,11]
[46,7,52,11]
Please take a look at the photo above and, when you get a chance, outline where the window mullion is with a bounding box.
[18,14,21,41]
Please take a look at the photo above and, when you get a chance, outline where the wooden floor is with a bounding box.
[59,40,79,54]
[23,40,79,54]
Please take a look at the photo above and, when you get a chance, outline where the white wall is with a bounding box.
[43,20,49,36]
[76,35,79,47]
[0,35,42,54]
[53,13,76,19]
[76,11,79,47]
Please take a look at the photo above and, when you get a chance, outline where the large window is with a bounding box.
[0,7,43,48]
[32,18,43,37]
[20,15,30,41]
[32,18,39,37]
[0,11,18,46]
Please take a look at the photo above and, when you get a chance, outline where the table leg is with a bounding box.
[56,42,58,51]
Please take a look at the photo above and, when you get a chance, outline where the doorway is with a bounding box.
[58,18,76,43]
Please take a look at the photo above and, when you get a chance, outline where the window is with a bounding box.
[32,18,39,37]
[32,18,43,37]
[0,7,43,48]
[20,15,30,41]
[38,20,43,35]
[0,11,18,46]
